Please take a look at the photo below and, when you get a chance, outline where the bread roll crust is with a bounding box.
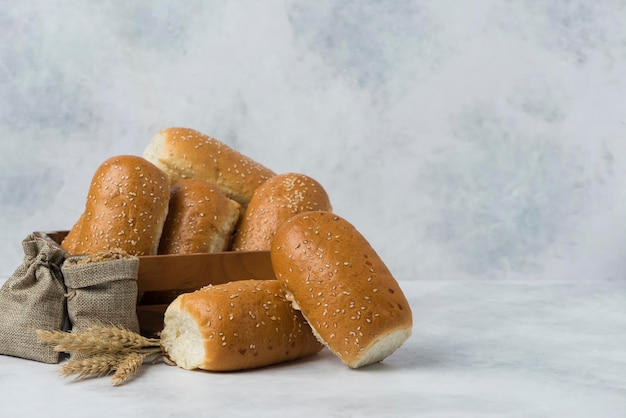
[158,179,241,254]
[231,172,332,251]
[60,213,84,254]
[161,280,323,371]
[61,155,170,256]
[143,127,275,207]
[271,211,412,368]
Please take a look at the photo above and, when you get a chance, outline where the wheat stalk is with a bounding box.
[60,353,123,379]
[36,326,165,386]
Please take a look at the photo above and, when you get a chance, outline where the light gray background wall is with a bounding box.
[1,1,625,281]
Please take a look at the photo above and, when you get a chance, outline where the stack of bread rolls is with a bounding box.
[61,127,273,256]
[60,126,412,372]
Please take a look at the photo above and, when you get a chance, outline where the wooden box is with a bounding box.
[37,231,275,336]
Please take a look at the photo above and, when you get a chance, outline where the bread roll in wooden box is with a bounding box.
[37,231,275,336]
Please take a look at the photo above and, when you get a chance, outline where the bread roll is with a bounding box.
[160,280,323,371]
[231,173,332,251]
[158,179,241,254]
[143,127,275,208]
[271,211,412,368]
[61,155,170,256]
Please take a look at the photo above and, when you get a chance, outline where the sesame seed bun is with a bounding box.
[270,211,412,368]
[231,172,332,251]
[160,279,323,371]
[158,179,241,254]
[143,127,275,208]
[61,155,170,256]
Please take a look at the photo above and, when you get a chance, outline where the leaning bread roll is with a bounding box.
[271,211,412,368]
[231,172,332,251]
[158,179,242,254]
[143,127,275,208]
[61,155,170,256]
[160,280,323,371]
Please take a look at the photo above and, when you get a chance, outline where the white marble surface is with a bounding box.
[2,1,626,282]
[1,280,625,418]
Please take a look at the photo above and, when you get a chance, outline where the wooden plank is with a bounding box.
[137,250,274,293]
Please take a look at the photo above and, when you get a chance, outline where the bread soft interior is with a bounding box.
[349,328,412,369]
[161,299,205,370]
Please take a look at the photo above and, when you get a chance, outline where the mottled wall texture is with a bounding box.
[1,1,625,280]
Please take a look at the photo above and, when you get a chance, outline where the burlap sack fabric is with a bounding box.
[0,234,68,363]
[0,235,141,363]
[62,251,140,335]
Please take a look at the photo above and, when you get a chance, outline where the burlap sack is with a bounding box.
[0,234,68,363]
[62,250,140,335]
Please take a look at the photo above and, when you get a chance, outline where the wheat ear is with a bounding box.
[110,351,152,386]
[59,353,124,379]
[82,325,161,349]
[36,329,130,355]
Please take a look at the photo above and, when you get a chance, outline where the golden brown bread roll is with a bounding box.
[143,127,275,208]
[61,155,170,256]
[158,179,241,254]
[231,172,332,251]
[271,211,412,368]
[160,280,323,371]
